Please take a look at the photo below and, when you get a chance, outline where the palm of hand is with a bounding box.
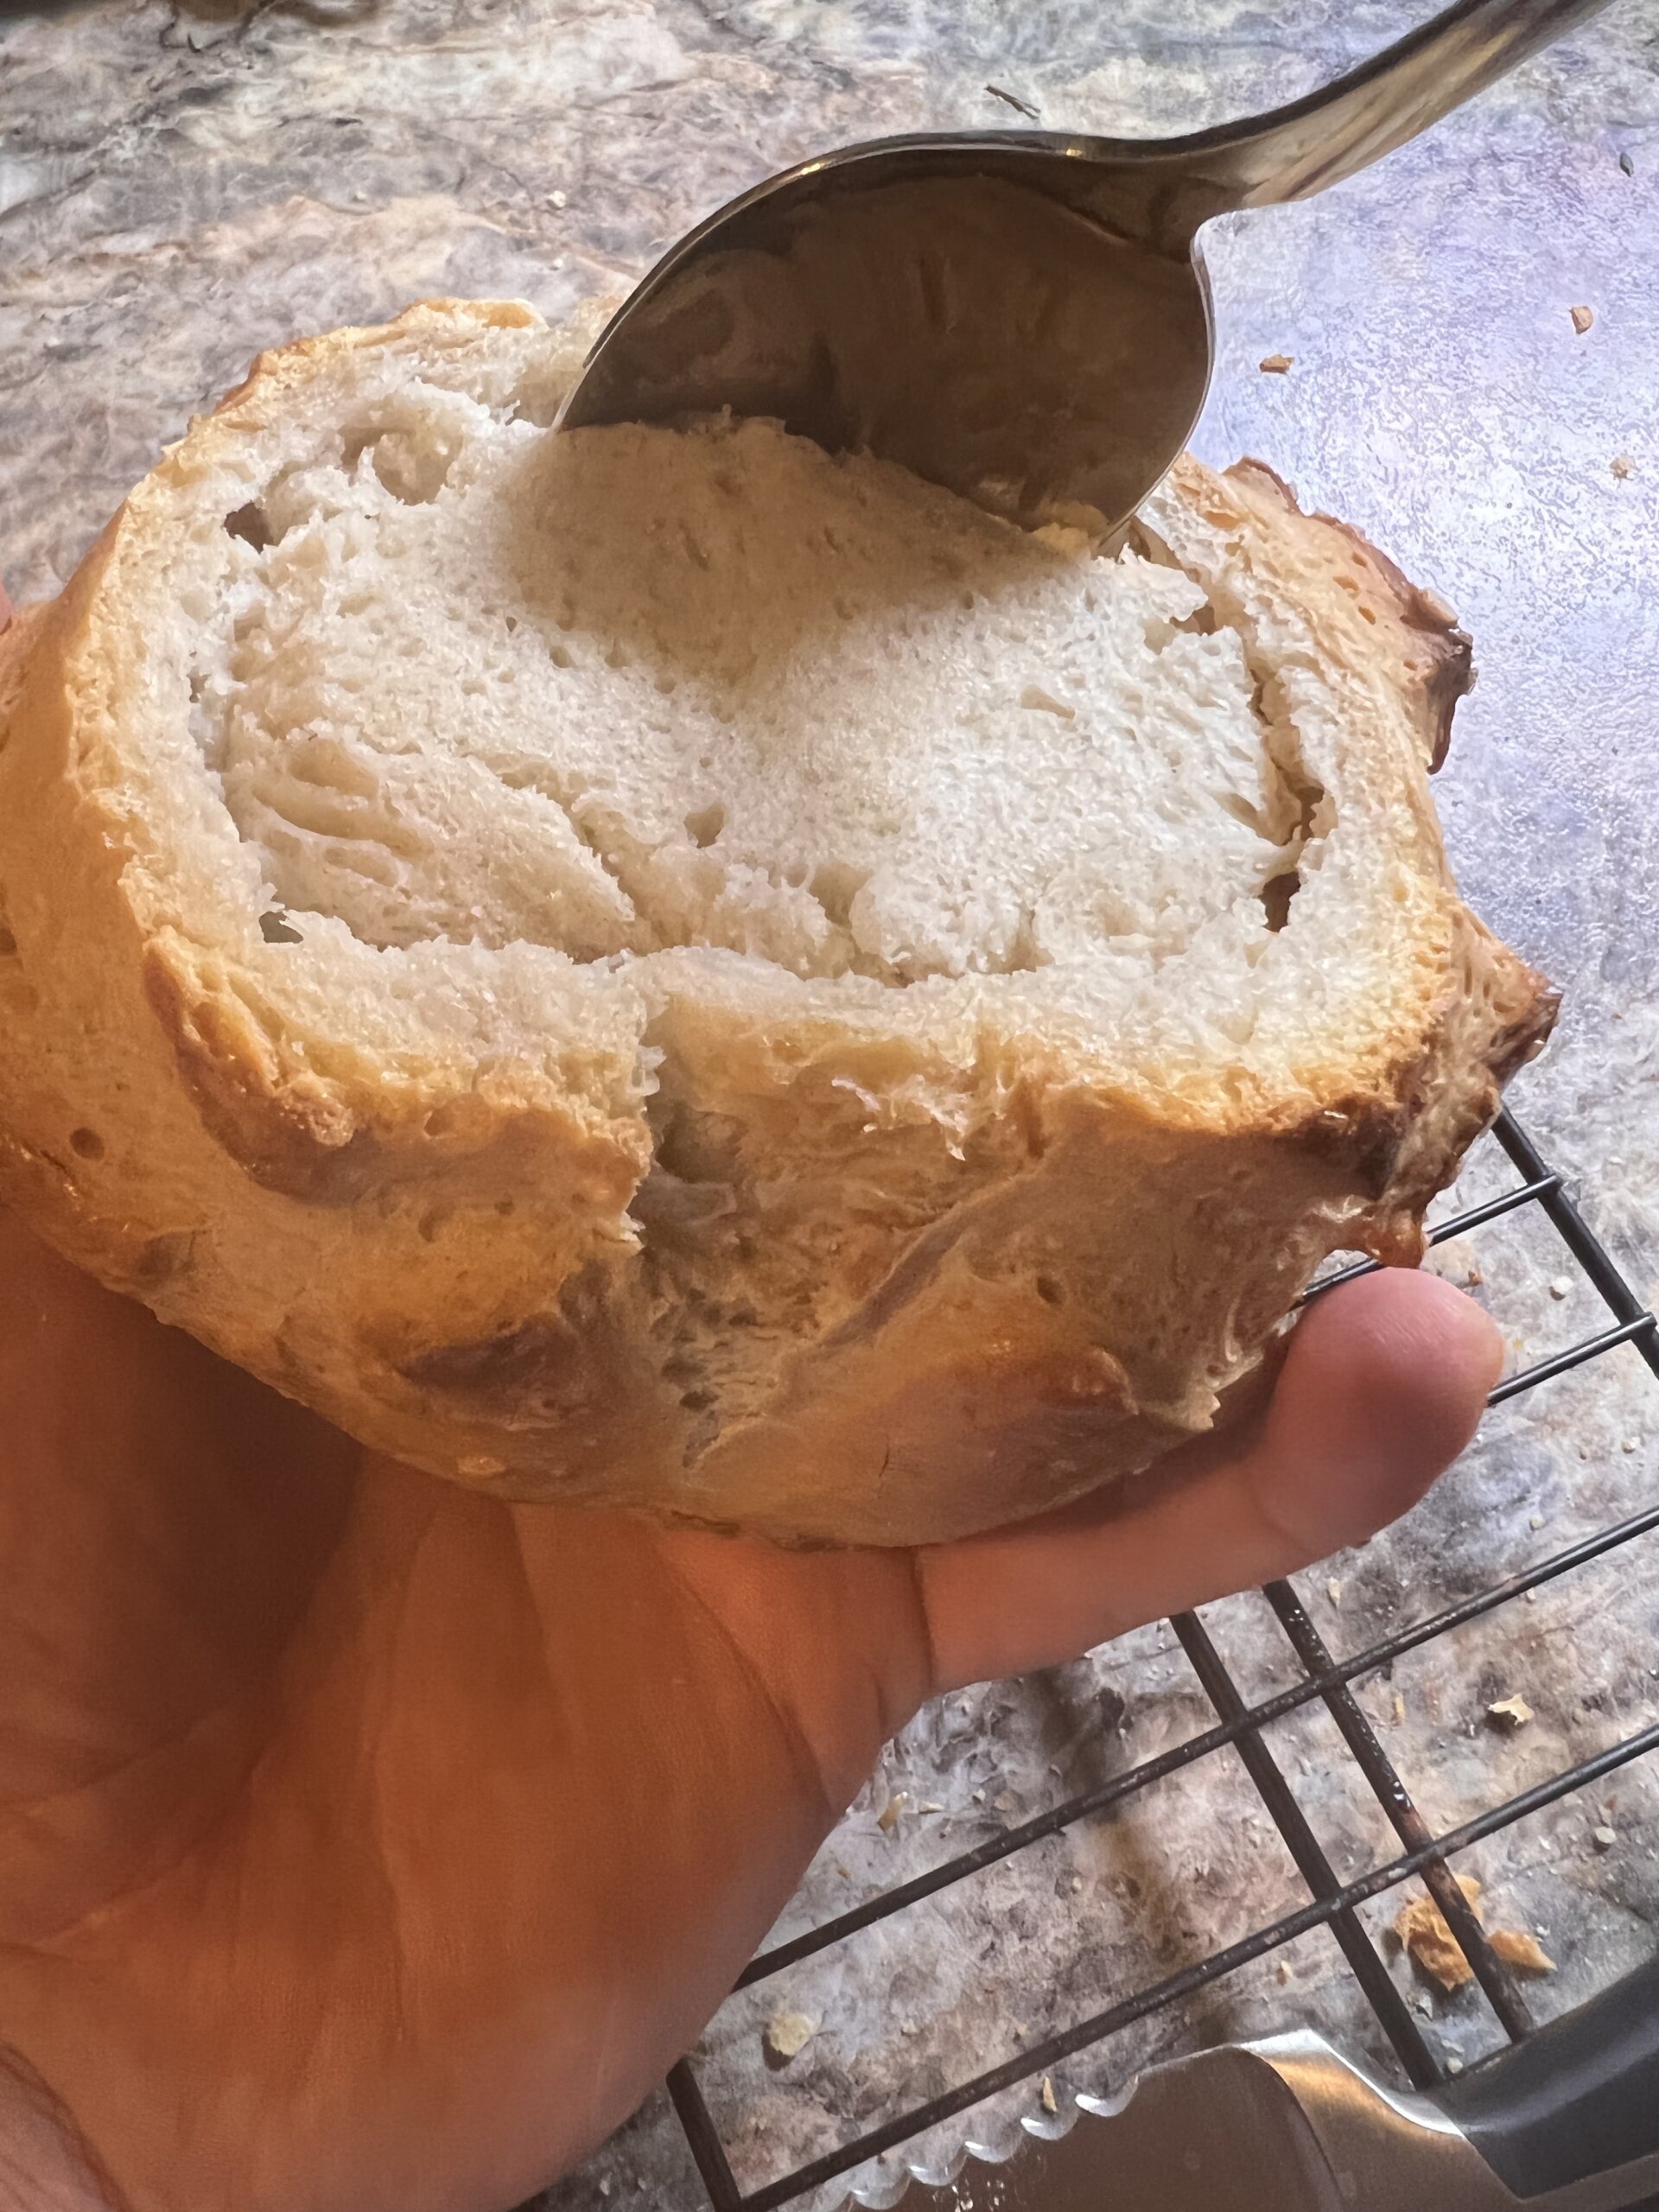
[0,1211,1498,2212]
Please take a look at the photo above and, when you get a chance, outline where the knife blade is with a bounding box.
[916,1951,1659,2212]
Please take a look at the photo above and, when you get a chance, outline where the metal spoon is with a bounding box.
[558,0,1611,535]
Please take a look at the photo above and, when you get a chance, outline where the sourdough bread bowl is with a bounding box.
[0,298,1554,1543]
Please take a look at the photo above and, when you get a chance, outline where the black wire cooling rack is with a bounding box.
[656,1106,1659,2212]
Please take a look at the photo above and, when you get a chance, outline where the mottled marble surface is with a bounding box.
[3,2,1658,2208]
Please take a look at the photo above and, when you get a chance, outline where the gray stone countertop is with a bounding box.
[3,3,1658,2208]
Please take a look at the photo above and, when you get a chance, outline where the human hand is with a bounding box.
[0,1204,1500,2212]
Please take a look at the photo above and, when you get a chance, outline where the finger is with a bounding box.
[918,1268,1502,1691]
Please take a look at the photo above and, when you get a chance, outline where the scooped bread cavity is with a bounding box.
[0,299,1554,1543]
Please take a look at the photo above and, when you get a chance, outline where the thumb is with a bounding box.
[918,1268,1503,1691]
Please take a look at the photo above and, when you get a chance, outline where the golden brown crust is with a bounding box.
[1210,464,1556,1269]
[0,302,1558,1544]
[1224,458,1475,771]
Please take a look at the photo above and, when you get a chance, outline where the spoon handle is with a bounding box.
[1186,0,1612,217]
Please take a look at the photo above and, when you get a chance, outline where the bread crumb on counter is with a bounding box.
[765,2009,818,2062]
[1260,353,1294,373]
[1394,1874,1559,1988]
[1395,1877,1482,1988]
[1570,304,1595,334]
[1487,1694,1535,1730]
[1489,1929,1555,1974]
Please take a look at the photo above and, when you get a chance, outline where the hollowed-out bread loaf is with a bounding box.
[0,299,1554,1543]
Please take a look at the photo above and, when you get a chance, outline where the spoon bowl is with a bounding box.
[561,0,1610,535]
[562,144,1217,533]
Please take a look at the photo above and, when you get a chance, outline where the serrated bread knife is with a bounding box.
[917,1953,1659,2212]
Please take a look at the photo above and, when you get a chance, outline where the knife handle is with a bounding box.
[1433,1948,1659,2195]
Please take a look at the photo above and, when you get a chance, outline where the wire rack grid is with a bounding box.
[654,1107,1659,2212]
